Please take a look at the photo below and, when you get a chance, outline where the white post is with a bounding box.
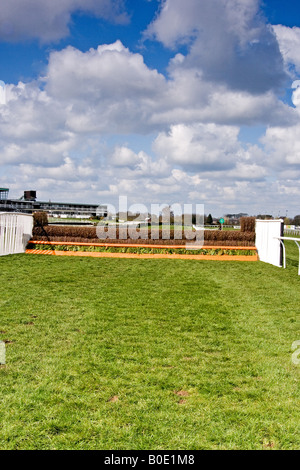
[291,240,300,276]
[0,341,5,365]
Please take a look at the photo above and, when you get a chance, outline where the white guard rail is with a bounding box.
[275,237,300,275]
[0,213,33,256]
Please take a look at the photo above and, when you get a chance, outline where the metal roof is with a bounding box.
[1,198,102,207]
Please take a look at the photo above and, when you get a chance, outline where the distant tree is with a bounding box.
[127,211,140,222]
[256,214,273,220]
[159,206,174,226]
[206,213,213,225]
[293,215,300,226]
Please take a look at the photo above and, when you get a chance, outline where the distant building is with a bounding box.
[0,189,107,218]
[225,213,248,219]
[0,188,9,200]
[225,213,248,224]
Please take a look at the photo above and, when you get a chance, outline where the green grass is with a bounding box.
[0,242,299,450]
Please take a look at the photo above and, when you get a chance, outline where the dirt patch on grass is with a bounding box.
[174,390,189,397]
[108,395,119,403]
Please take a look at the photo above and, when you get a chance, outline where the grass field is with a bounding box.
[0,241,299,450]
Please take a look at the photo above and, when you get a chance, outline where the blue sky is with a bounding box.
[1,0,300,217]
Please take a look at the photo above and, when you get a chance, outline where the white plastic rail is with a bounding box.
[275,237,300,275]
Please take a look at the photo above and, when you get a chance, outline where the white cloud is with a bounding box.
[46,41,164,101]
[0,81,6,105]
[19,156,95,181]
[292,85,300,108]
[45,41,168,134]
[273,25,300,75]
[0,0,128,42]
[146,0,286,93]
[0,38,300,215]
[110,146,141,168]
[43,42,296,134]
[153,123,263,172]
[226,161,266,180]
[260,85,300,169]
[262,124,300,166]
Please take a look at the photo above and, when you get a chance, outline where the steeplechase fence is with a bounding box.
[26,240,258,261]
[0,213,33,256]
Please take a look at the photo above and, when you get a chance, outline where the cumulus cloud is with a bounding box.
[273,25,300,76]
[153,123,242,170]
[0,0,128,42]
[152,122,268,184]
[146,0,287,94]
[46,41,165,101]
[261,84,300,170]
[45,41,169,134]
[262,123,300,167]
[0,36,299,215]
[43,41,296,133]
[110,146,141,168]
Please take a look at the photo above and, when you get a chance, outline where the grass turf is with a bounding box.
[0,242,299,450]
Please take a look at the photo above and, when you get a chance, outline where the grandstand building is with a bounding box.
[0,189,107,218]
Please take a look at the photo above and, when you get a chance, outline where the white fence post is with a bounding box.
[0,213,33,256]
[255,219,284,267]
